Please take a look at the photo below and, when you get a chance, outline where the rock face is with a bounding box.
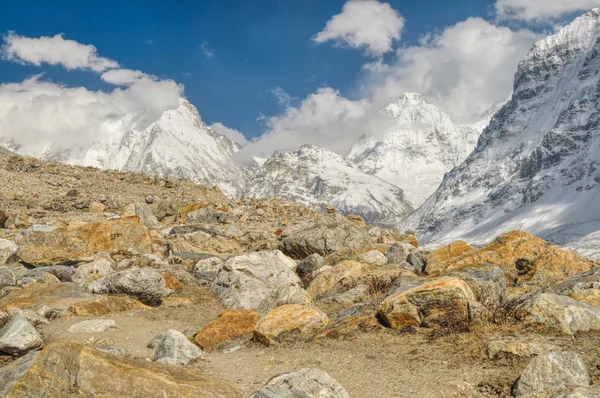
[378,277,477,328]
[16,231,94,266]
[279,213,372,259]
[430,232,594,287]
[254,304,330,346]
[426,241,475,275]
[250,368,350,398]
[211,250,302,310]
[401,10,600,257]
[0,315,43,356]
[0,341,243,397]
[150,330,203,365]
[517,293,600,334]
[244,145,413,226]
[194,309,261,351]
[513,352,590,396]
[347,93,483,206]
[88,267,173,305]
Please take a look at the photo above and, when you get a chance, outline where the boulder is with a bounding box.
[68,297,149,316]
[516,293,600,334]
[0,266,16,289]
[377,229,418,247]
[73,259,114,285]
[23,265,76,282]
[442,264,507,310]
[254,304,329,346]
[0,314,43,356]
[0,239,18,265]
[322,247,362,267]
[257,283,312,314]
[88,267,173,305]
[211,250,300,310]
[121,202,159,229]
[406,252,424,273]
[296,253,325,277]
[307,261,375,299]
[279,213,372,259]
[73,218,153,255]
[360,250,388,266]
[384,242,415,264]
[17,231,94,266]
[378,277,477,329]
[68,319,117,333]
[426,240,475,275]
[513,352,590,396]
[545,269,600,309]
[250,368,349,398]
[0,341,243,397]
[149,330,203,365]
[194,309,261,351]
[192,256,223,285]
[437,232,594,287]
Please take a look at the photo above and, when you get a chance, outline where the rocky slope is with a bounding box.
[401,9,600,258]
[2,100,247,198]
[243,145,414,226]
[347,93,487,205]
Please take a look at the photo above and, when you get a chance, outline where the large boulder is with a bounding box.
[545,269,600,309]
[17,231,94,266]
[384,242,415,265]
[435,232,594,287]
[513,352,590,396]
[442,264,507,310]
[378,277,477,329]
[72,218,153,255]
[256,283,313,314]
[0,239,18,265]
[254,304,329,346]
[194,309,261,351]
[149,330,203,365]
[516,293,600,334]
[121,203,159,229]
[88,267,173,305]
[279,213,372,259]
[306,261,375,300]
[0,341,243,397]
[0,314,43,356]
[211,250,301,310]
[250,368,349,398]
[426,240,475,275]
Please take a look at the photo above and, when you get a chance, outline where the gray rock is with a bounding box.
[384,242,415,264]
[96,345,127,356]
[122,202,158,229]
[5,308,50,327]
[0,239,18,265]
[517,293,600,334]
[0,350,40,396]
[327,284,370,306]
[368,226,381,237]
[361,250,387,266]
[513,352,590,396]
[279,213,372,259]
[149,330,203,365]
[211,250,300,310]
[23,265,76,282]
[296,253,325,277]
[73,259,114,285]
[68,319,117,333]
[250,368,350,398]
[0,314,43,356]
[192,257,223,285]
[443,264,507,309]
[88,267,173,305]
[0,266,16,288]
[257,283,313,314]
[186,208,231,224]
[406,252,424,272]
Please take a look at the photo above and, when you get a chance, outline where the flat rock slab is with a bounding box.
[68,319,117,334]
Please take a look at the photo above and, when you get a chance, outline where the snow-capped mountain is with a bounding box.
[244,145,413,226]
[401,9,600,258]
[5,100,247,198]
[347,93,485,205]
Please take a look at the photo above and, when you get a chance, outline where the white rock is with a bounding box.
[68,319,117,334]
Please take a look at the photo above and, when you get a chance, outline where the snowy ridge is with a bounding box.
[244,145,413,226]
[347,93,484,205]
[400,9,600,259]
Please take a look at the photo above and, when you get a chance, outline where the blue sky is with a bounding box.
[0,0,597,156]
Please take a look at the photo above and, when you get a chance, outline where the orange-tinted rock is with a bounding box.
[377,229,419,248]
[346,214,366,228]
[443,232,595,287]
[317,315,382,339]
[426,240,475,275]
[89,202,107,214]
[17,231,94,267]
[194,309,261,351]
[160,273,182,291]
[177,203,205,223]
[73,217,152,254]
[307,261,375,299]
[68,297,149,316]
[254,304,329,346]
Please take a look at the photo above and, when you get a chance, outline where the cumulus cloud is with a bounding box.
[313,0,404,56]
[0,34,183,156]
[495,0,600,22]
[1,32,119,72]
[210,122,248,145]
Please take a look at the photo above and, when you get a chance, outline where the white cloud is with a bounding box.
[1,32,119,72]
[210,122,248,145]
[314,0,404,56]
[200,41,214,58]
[495,0,600,22]
[270,87,295,106]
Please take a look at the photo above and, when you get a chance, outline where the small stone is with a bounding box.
[89,202,107,213]
[0,266,16,289]
[68,319,117,333]
[145,195,155,204]
[0,210,8,229]
[384,242,415,264]
[95,345,127,356]
[192,256,223,285]
[150,330,203,365]
[360,250,388,266]
[0,314,43,356]
[406,252,424,272]
[0,239,17,265]
[250,368,349,398]
[296,253,324,277]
